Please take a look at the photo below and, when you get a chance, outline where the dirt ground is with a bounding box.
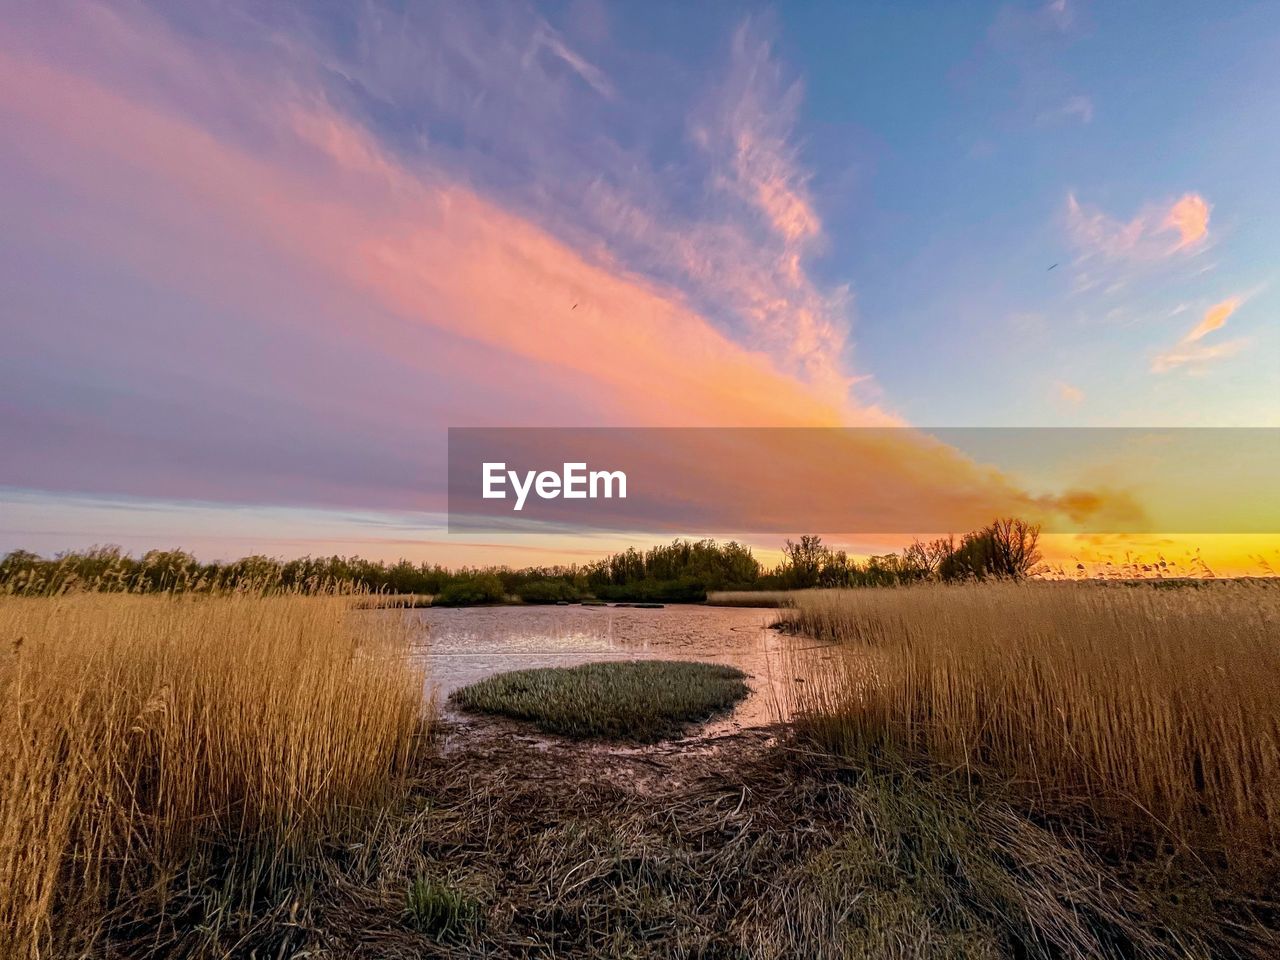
[275,716,1261,960]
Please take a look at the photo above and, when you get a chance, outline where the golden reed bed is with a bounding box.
[781,581,1280,874]
[0,593,429,958]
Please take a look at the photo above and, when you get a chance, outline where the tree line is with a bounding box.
[0,519,1041,600]
[776,518,1042,589]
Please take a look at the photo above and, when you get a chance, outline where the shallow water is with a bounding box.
[407,604,827,733]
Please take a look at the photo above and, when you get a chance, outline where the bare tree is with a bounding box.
[985,518,1041,579]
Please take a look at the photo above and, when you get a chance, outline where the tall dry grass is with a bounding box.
[705,590,797,608]
[781,582,1280,872]
[0,593,430,958]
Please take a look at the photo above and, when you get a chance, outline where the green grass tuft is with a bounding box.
[404,875,481,940]
[450,660,749,742]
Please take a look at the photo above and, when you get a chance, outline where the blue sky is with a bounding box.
[790,1,1279,426]
[0,0,1276,564]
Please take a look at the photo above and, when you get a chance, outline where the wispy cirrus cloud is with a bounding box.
[717,25,822,248]
[524,22,616,99]
[566,19,856,405]
[686,20,852,398]
[293,6,861,408]
[490,16,865,411]
[1151,296,1247,373]
[1043,0,1075,32]
[1038,94,1093,125]
[1150,339,1248,374]
[1065,191,1212,261]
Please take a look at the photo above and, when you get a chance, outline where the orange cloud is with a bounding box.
[1151,295,1246,372]
[1164,193,1211,249]
[0,36,867,431]
[1150,338,1247,374]
[1183,296,1239,342]
[1054,380,1084,405]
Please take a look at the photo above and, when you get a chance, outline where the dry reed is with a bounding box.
[780,582,1280,873]
[0,592,430,958]
[705,590,797,608]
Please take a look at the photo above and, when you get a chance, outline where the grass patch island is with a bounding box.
[451,659,749,741]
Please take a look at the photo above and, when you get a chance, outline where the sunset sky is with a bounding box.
[2,1,1277,573]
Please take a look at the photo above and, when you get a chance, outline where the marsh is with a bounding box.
[5,585,1278,959]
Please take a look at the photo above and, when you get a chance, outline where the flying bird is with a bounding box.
[1047,263,1059,271]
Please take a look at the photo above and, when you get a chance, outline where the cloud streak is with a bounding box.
[525,22,616,99]
[1151,297,1247,373]
[1183,296,1240,343]
[1038,94,1093,125]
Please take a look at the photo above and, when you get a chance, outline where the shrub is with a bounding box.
[514,579,581,604]
[593,576,707,603]
[433,574,506,606]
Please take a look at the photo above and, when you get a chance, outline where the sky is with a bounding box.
[1,1,1277,573]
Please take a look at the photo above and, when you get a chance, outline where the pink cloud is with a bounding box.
[0,45,852,434]
[1066,191,1212,261]
[0,5,1133,538]
[718,23,823,249]
[0,17,888,521]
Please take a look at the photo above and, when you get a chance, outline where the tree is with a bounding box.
[782,535,828,589]
[986,517,1041,579]
[938,520,1041,581]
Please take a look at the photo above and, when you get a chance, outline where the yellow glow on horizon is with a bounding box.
[1038,533,1280,578]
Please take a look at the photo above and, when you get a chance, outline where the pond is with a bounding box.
[408,604,829,734]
